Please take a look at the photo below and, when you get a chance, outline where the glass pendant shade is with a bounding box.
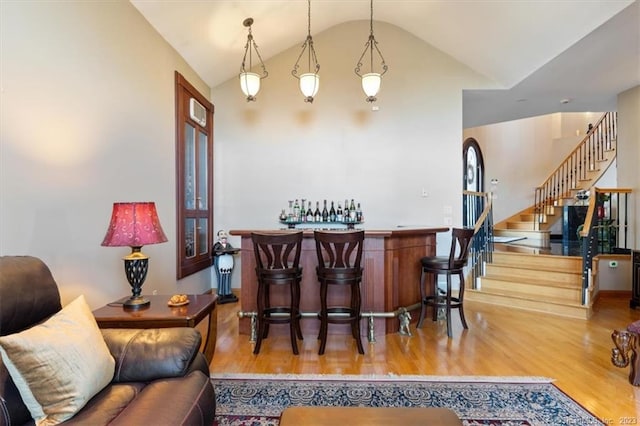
[239,72,261,99]
[361,73,381,99]
[299,73,320,99]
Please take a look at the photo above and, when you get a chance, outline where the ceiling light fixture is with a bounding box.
[239,17,268,102]
[355,0,388,103]
[291,0,320,103]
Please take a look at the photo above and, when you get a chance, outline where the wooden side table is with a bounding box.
[93,294,217,363]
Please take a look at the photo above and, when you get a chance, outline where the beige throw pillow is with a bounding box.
[0,295,115,426]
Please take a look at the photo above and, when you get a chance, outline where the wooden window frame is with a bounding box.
[175,71,214,279]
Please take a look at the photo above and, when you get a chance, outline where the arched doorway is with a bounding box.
[463,138,485,228]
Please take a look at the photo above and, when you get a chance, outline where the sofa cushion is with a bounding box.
[61,382,146,425]
[102,327,202,382]
[0,295,115,425]
[107,371,216,426]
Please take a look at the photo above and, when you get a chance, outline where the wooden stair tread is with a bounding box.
[491,260,582,275]
[468,287,584,307]
[481,274,581,289]
[490,253,582,270]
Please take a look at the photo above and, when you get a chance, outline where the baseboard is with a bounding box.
[205,288,240,298]
[596,290,631,299]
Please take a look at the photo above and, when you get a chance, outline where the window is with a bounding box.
[175,71,214,279]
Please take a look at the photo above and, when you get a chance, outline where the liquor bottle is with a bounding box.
[300,198,306,222]
[349,199,357,222]
[336,203,343,222]
[356,203,363,222]
[343,199,350,222]
[293,199,300,221]
[314,201,321,222]
[306,202,314,222]
[329,201,336,222]
[322,200,329,222]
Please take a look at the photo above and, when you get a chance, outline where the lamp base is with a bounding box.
[123,295,150,309]
[122,249,150,309]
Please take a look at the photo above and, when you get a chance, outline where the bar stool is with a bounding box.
[251,231,304,355]
[417,227,474,338]
[314,230,365,355]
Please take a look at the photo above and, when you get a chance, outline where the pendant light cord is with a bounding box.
[307,0,312,71]
[307,0,311,37]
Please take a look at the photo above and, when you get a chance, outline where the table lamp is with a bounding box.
[101,202,168,309]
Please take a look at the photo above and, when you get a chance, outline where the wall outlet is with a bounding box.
[152,289,158,295]
[421,188,429,197]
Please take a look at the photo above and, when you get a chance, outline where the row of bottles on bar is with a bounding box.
[280,199,364,224]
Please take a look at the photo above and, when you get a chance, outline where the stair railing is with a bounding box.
[534,112,617,228]
[579,187,633,304]
[463,190,493,289]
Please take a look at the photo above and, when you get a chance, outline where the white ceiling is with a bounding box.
[131,0,639,128]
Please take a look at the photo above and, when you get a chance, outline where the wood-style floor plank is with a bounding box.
[209,293,640,422]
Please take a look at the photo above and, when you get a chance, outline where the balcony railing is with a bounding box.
[579,187,633,304]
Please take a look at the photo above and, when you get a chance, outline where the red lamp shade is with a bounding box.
[101,202,167,248]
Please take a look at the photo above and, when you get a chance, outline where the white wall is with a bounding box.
[0,1,213,307]
[597,257,632,291]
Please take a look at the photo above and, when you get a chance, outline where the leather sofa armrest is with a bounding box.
[101,327,202,383]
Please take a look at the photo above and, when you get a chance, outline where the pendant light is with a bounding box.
[291,0,320,103]
[355,0,388,103]
[239,18,268,102]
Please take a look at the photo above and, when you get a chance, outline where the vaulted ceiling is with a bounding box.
[131,0,639,128]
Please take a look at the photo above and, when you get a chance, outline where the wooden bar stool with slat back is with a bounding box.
[251,231,304,355]
[314,230,365,355]
[417,227,475,338]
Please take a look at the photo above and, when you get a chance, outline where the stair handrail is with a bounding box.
[534,112,617,228]
[463,190,493,290]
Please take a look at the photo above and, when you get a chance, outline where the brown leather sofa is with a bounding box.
[0,256,216,425]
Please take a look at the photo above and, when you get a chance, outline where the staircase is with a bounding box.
[493,112,618,245]
[467,112,619,319]
[466,251,591,319]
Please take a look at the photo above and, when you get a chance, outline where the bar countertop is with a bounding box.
[229,227,449,237]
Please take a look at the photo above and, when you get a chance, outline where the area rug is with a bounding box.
[211,373,603,426]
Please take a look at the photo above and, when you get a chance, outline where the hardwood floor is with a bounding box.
[209,293,640,422]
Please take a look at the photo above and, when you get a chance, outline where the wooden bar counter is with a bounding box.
[230,227,448,337]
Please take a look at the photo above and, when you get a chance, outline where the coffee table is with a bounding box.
[279,406,462,425]
[93,294,218,363]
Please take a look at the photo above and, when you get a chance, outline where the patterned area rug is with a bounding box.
[211,374,603,426]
